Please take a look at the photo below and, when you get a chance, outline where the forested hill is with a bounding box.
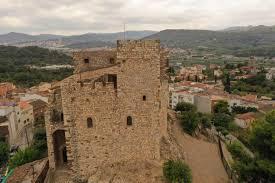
[0,46,72,66]
[144,27,275,56]
[0,46,73,87]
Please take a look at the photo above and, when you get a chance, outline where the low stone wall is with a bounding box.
[218,139,238,183]
[35,159,49,183]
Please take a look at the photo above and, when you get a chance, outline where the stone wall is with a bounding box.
[46,40,169,179]
[73,50,116,73]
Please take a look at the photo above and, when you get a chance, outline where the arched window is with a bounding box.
[87,117,93,128]
[127,116,132,126]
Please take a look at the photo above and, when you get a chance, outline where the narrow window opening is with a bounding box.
[108,74,117,89]
[87,117,93,128]
[127,116,132,126]
[143,95,146,101]
[84,58,89,64]
[61,112,64,121]
[109,57,115,64]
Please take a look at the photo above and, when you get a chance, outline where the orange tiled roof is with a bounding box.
[236,112,256,121]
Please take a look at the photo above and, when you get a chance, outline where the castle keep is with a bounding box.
[45,40,169,179]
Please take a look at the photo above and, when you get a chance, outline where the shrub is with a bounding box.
[9,147,40,168]
[213,101,230,114]
[32,128,47,154]
[180,111,200,135]
[175,102,196,113]
[227,142,252,163]
[212,113,233,129]
[0,142,9,165]
[163,160,192,183]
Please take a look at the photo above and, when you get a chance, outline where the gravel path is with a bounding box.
[171,113,229,183]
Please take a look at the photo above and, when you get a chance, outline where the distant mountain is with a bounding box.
[65,41,115,49]
[222,25,275,32]
[0,31,157,48]
[144,26,275,55]
[61,31,157,45]
[0,32,63,44]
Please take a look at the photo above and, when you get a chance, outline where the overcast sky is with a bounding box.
[1,0,275,35]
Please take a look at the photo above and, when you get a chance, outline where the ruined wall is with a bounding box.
[73,50,116,73]
[46,40,169,178]
[45,86,66,169]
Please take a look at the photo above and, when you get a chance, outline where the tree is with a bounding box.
[250,114,275,160]
[213,101,230,114]
[212,113,233,129]
[163,160,192,183]
[175,102,196,113]
[231,111,275,182]
[231,105,257,114]
[180,111,200,135]
[0,142,9,165]
[32,128,47,154]
[222,72,231,93]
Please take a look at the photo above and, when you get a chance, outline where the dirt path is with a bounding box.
[170,112,229,183]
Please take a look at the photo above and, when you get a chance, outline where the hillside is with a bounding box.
[0,46,73,87]
[0,31,157,48]
[144,26,275,56]
[0,32,63,44]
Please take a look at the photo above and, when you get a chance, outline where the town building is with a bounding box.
[0,82,15,98]
[266,68,275,80]
[234,112,256,129]
[0,101,34,149]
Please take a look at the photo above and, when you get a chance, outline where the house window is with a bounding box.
[109,57,115,64]
[84,58,89,64]
[127,116,132,126]
[143,95,146,101]
[87,117,93,128]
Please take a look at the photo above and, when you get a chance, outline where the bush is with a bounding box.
[180,111,200,135]
[32,128,47,154]
[0,142,9,165]
[213,101,230,114]
[227,142,252,163]
[212,113,233,129]
[9,147,40,168]
[200,114,212,129]
[163,160,192,183]
[175,102,196,113]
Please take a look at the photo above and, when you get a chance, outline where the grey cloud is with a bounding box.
[0,0,274,35]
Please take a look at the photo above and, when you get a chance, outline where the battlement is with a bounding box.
[117,39,160,49]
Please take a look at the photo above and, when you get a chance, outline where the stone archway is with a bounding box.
[53,130,67,167]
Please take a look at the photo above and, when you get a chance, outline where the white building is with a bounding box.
[266,68,275,80]
[171,91,195,109]
[0,102,34,149]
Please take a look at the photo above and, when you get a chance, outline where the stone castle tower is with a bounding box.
[45,40,169,179]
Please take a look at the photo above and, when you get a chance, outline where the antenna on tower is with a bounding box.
[123,23,126,40]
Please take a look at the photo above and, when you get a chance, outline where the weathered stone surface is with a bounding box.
[45,40,170,181]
